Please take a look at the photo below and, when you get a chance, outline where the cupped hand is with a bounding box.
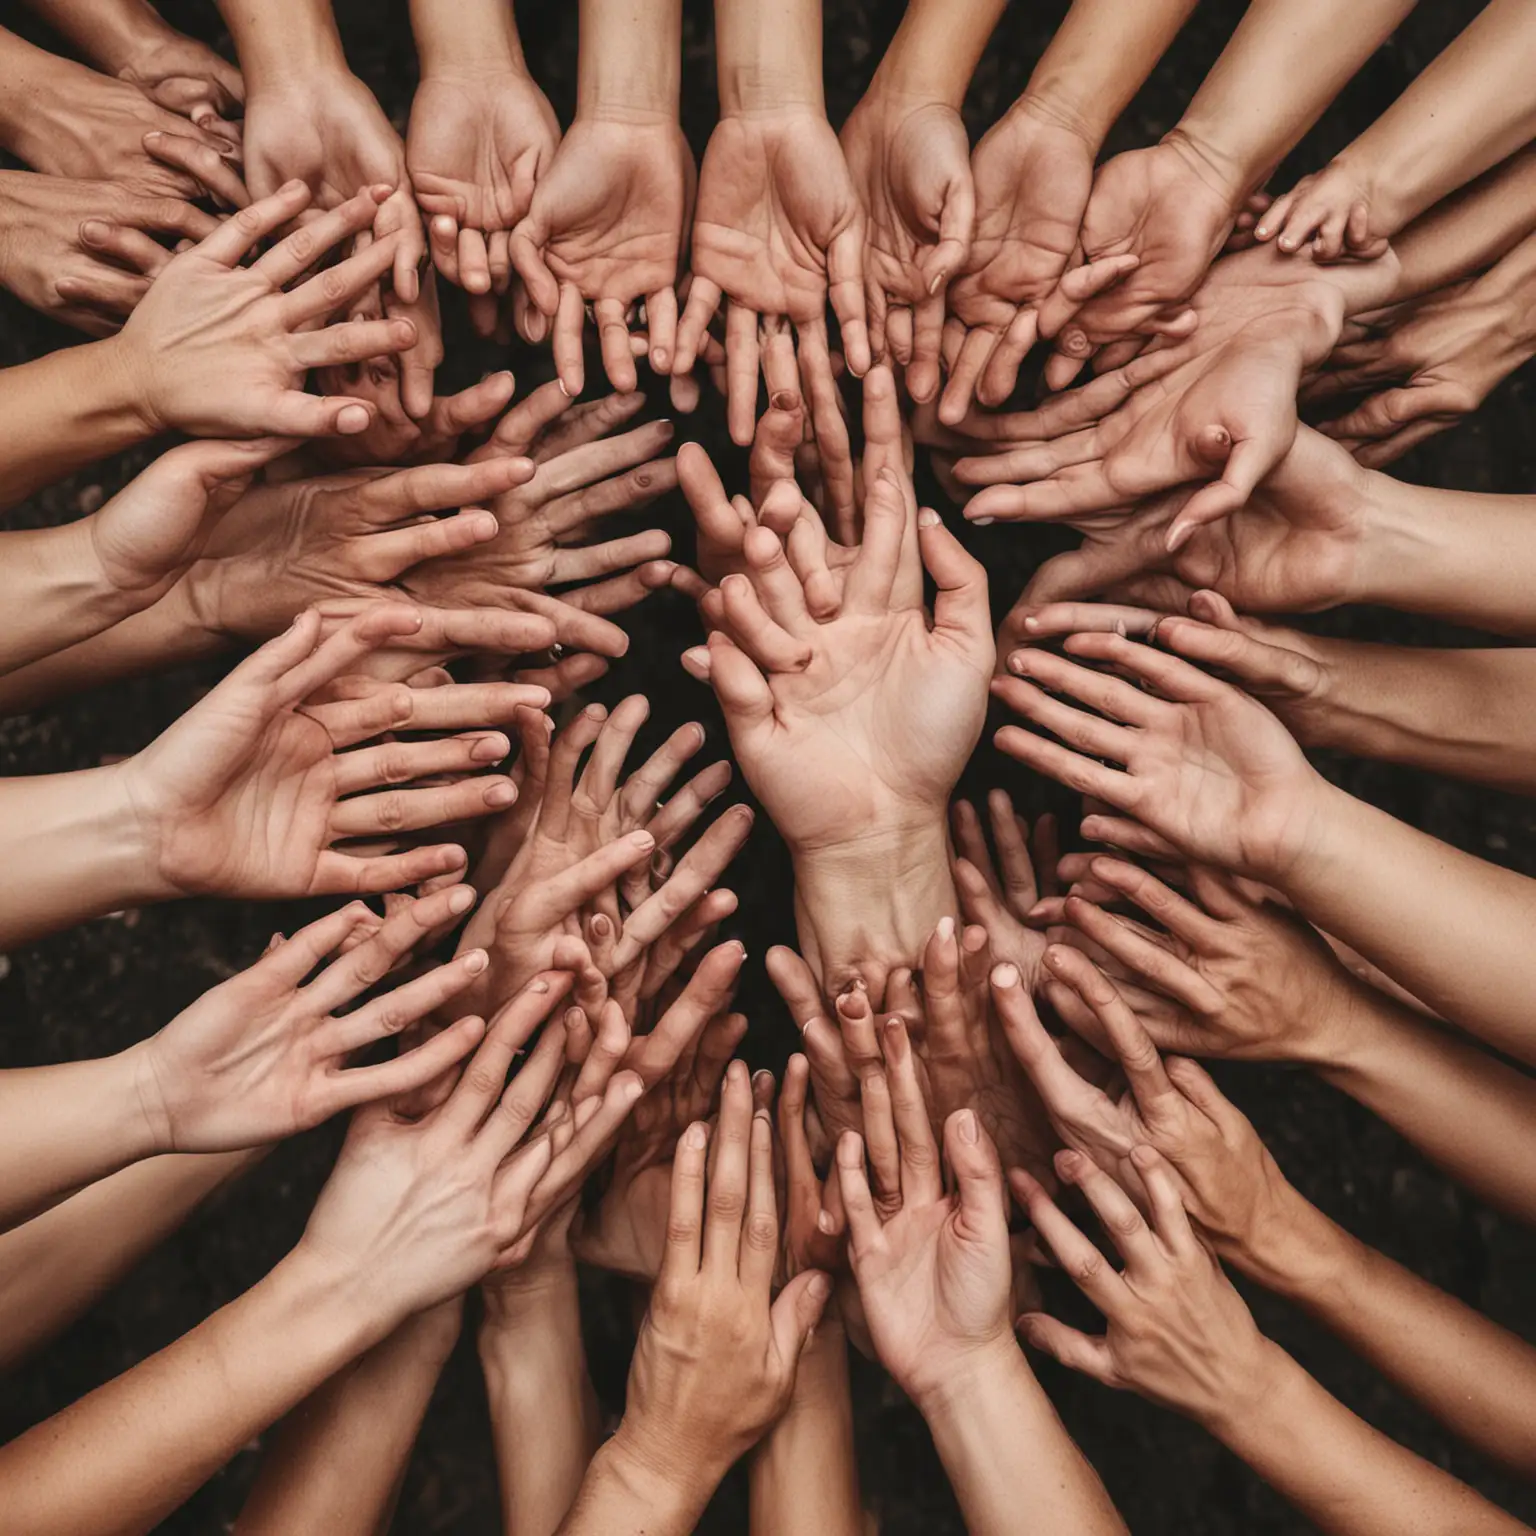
[676,108,870,450]
[408,68,559,296]
[992,632,1324,880]
[240,66,437,413]
[1255,158,1392,261]
[613,1062,831,1494]
[684,463,993,855]
[122,604,529,899]
[840,87,973,403]
[1015,1144,1274,1429]
[509,115,693,394]
[836,1014,1016,1406]
[134,884,492,1151]
[0,170,219,334]
[941,101,1100,421]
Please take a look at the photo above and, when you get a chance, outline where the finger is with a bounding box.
[552,281,587,397]
[322,946,490,1055]
[842,468,907,614]
[1012,1165,1130,1314]
[769,1267,832,1368]
[725,301,762,446]
[331,731,511,795]
[826,220,870,377]
[741,1108,781,1293]
[595,296,638,392]
[327,774,517,838]
[443,972,570,1132]
[704,1060,753,1271]
[835,1131,884,1257]
[880,1017,941,1204]
[1016,1311,1116,1385]
[1056,1147,1161,1269]
[283,232,405,325]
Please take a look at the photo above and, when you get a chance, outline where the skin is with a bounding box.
[557,1065,831,1535]
[1016,1148,1528,1536]
[939,0,1199,421]
[0,978,645,1536]
[834,1018,1126,1535]
[1259,0,1536,258]
[683,409,993,999]
[509,0,691,395]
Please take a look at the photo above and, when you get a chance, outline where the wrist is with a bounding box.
[1220,1175,1337,1292]
[576,11,681,123]
[232,10,348,95]
[413,2,526,78]
[908,1329,1023,1422]
[1012,77,1113,153]
[99,10,188,78]
[596,1421,717,1530]
[1196,1334,1296,1444]
[480,1253,579,1330]
[272,1238,399,1358]
[1161,123,1250,211]
[792,818,956,1000]
[96,331,164,439]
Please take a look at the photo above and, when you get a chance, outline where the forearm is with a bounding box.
[0,1048,165,1231]
[749,1317,862,1536]
[0,580,229,718]
[0,26,79,164]
[1174,0,1417,201]
[1386,147,1536,301]
[19,0,172,74]
[1209,1341,1529,1535]
[1279,782,1536,1067]
[1314,984,1536,1225]
[1295,642,1536,793]
[578,0,682,121]
[1237,1193,1536,1476]
[792,821,957,1002]
[1350,472,1536,639]
[0,337,150,511]
[1337,0,1536,237]
[480,1266,599,1536]
[714,0,822,115]
[236,1300,462,1536]
[0,1244,387,1536]
[556,1432,710,1536]
[1017,0,1197,146]
[866,0,1007,112]
[217,0,347,88]
[0,762,174,948]
[410,0,526,77]
[0,1149,259,1374]
[919,1343,1126,1536]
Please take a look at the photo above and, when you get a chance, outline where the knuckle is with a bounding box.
[744,1213,778,1252]
[708,1188,746,1222]
[664,1216,699,1248]
[1069,1249,1105,1286]
[372,792,409,831]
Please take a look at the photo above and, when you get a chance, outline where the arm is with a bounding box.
[235,1302,462,1536]
[479,1261,599,1535]
[1241,1187,1536,1477]
[0,1150,257,1373]
[749,1316,862,1536]
[1261,0,1536,257]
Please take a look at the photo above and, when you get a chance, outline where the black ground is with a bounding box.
[1,1,1533,1531]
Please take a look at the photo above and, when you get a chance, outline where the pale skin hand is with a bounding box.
[122,604,528,900]
[0,169,218,334]
[992,632,1327,881]
[559,1066,831,1535]
[1016,1146,1531,1536]
[948,792,1058,987]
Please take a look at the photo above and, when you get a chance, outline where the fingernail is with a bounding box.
[472,734,509,762]
[630,830,656,850]
[623,1077,644,1104]
[449,886,475,915]
[918,507,941,529]
[463,948,488,974]
[936,915,955,942]
[972,515,994,527]
[590,913,611,937]
[485,781,516,807]
[956,1109,979,1144]
[1008,651,1028,675]
[807,1272,832,1301]
[991,963,1020,988]
[685,1122,707,1150]
[817,1209,836,1234]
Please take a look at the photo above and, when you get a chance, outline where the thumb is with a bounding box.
[922,172,976,296]
[770,1268,833,1366]
[919,508,992,664]
[507,204,559,317]
[944,1109,1007,1241]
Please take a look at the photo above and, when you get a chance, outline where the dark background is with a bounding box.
[2,0,1534,1530]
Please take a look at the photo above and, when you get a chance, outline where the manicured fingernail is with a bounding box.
[463,948,488,974]
[956,1109,979,1144]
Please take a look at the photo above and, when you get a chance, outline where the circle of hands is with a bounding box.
[7,6,1528,1531]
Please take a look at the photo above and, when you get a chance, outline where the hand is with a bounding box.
[240,65,437,413]
[510,115,693,394]
[408,67,559,297]
[184,455,535,639]
[1012,426,1375,615]
[112,182,419,440]
[777,1052,849,1279]
[1014,1144,1274,1431]
[13,59,245,203]
[404,414,678,613]
[121,604,531,899]
[992,631,1325,880]
[112,24,244,137]
[0,170,217,334]
[765,946,865,1155]
[300,972,643,1323]
[1255,158,1393,261]
[1044,135,1239,363]
[835,1014,1016,1406]
[941,101,1101,421]
[610,1062,831,1504]
[83,436,291,616]
[1310,280,1534,466]
[840,85,973,403]
[573,980,747,1282]
[914,920,1054,1183]
[683,462,993,856]
[949,792,1057,987]
[676,107,870,456]
[1036,855,1364,1068]
[133,885,492,1151]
